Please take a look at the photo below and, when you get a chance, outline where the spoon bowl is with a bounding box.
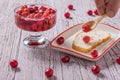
[82,15,106,32]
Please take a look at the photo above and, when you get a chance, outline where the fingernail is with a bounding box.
[107,11,115,17]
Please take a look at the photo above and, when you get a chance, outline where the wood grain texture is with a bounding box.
[0,0,120,80]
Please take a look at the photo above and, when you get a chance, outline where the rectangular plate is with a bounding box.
[50,23,120,61]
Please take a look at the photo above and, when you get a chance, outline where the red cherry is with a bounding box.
[45,68,53,78]
[87,10,93,16]
[83,36,90,43]
[91,50,98,58]
[64,12,70,18]
[49,9,56,14]
[16,9,23,15]
[94,9,99,15]
[21,11,29,16]
[82,24,91,32]
[27,13,35,18]
[23,8,30,13]
[21,5,27,10]
[34,13,42,18]
[56,37,64,45]
[68,4,73,10]
[42,9,50,17]
[91,65,100,74]
[9,59,18,68]
[61,55,70,63]
[33,6,38,11]
[116,56,120,64]
[40,6,47,11]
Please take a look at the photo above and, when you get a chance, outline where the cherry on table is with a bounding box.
[64,12,70,19]
[61,55,70,63]
[87,10,93,16]
[68,4,74,10]
[116,56,120,64]
[94,9,99,15]
[9,59,18,68]
[91,65,100,74]
[45,68,54,78]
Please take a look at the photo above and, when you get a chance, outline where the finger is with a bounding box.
[94,0,106,15]
[106,0,120,17]
[104,0,109,3]
[104,0,109,6]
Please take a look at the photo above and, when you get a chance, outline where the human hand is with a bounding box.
[94,0,120,17]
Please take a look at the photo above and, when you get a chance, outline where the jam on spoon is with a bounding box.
[82,15,106,32]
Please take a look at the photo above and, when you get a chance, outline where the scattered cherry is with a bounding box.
[94,9,99,15]
[91,65,100,74]
[64,12,70,18]
[116,56,120,64]
[56,37,64,45]
[87,10,93,16]
[68,4,73,10]
[61,55,70,63]
[45,68,53,78]
[9,59,18,68]
[83,36,90,43]
[82,24,92,32]
[91,50,98,58]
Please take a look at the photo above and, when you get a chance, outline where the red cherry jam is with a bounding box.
[28,41,45,46]
[15,4,56,32]
[82,24,91,32]
[83,36,90,43]
[45,68,54,78]
[9,59,18,68]
[91,65,100,74]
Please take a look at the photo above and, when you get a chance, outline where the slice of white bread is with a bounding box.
[72,30,111,53]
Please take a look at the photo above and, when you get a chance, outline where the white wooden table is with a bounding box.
[0,0,120,80]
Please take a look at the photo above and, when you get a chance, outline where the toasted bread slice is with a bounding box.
[72,30,111,53]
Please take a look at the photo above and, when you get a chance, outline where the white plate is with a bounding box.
[50,23,120,61]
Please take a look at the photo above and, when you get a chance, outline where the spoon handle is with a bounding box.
[96,14,106,24]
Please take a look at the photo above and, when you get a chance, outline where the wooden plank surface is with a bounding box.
[0,0,120,80]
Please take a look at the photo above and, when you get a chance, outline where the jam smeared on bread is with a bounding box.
[72,30,111,53]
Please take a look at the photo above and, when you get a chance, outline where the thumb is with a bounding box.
[106,0,120,17]
[94,0,106,15]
